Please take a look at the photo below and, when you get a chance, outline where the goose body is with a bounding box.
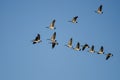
[89,45,95,53]
[32,34,42,44]
[82,44,90,51]
[73,42,81,51]
[106,53,113,60]
[51,32,56,42]
[46,19,56,30]
[95,5,103,14]
[65,38,73,48]
[97,46,104,54]
[69,16,78,23]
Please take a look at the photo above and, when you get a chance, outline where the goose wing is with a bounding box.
[52,42,56,49]
[50,19,56,28]
[51,32,56,41]
[98,5,102,11]
[68,38,72,46]
[82,44,89,51]
[89,45,94,52]
[72,16,78,22]
[100,46,104,52]
[76,42,80,49]
[98,46,104,54]
[106,53,113,60]
[35,34,40,41]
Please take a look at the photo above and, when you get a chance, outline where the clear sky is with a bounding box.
[0,0,120,80]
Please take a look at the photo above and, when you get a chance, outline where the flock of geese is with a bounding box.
[32,5,113,60]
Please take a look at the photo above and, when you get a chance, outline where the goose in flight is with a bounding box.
[82,44,90,51]
[46,19,56,30]
[65,38,73,48]
[88,45,95,53]
[48,32,58,49]
[97,46,104,54]
[106,53,113,60]
[73,42,81,51]
[32,34,42,44]
[68,16,78,23]
[95,5,103,14]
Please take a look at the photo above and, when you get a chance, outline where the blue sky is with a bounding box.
[0,0,120,80]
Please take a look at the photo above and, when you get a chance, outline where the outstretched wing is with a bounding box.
[82,46,86,51]
[52,43,55,49]
[72,16,78,22]
[106,55,110,60]
[82,44,89,51]
[98,46,104,54]
[68,38,72,46]
[32,34,40,44]
[35,34,40,41]
[98,5,102,12]
[100,46,104,52]
[106,53,113,60]
[51,32,56,41]
[50,19,56,28]
[76,42,80,49]
[89,45,94,52]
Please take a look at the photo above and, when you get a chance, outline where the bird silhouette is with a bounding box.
[68,16,78,23]
[82,44,90,51]
[46,19,56,30]
[73,42,81,51]
[48,32,58,49]
[95,5,103,14]
[97,46,104,54]
[88,45,95,53]
[32,34,42,44]
[65,38,73,48]
[105,53,113,60]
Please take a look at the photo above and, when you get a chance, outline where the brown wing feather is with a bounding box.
[51,32,56,41]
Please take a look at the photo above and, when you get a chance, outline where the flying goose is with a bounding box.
[73,42,81,51]
[106,53,113,60]
[68,16,78,23]
[88,45,95,53]
[46,19,56,30]
[82,44,90,51]
[95,5,103,14]
[32,34,42,44]
[48,32,58,49]
[97,46,104,54]
[65,38,73,48]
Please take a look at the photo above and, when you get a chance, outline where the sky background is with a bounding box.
[0,0,120,80]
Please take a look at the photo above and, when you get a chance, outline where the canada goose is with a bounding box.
[68,16,78,23]
[73,42,81,51]
[88,45,95,53]
[65,38,73,48]
[95,5,103,14]
[46,19,56,30]
[32,34,42,44]
[97,46,104,54]
[48,32,58,49]
[82,44,90,51]
[106,53,113,60]
[47,32,56,42]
